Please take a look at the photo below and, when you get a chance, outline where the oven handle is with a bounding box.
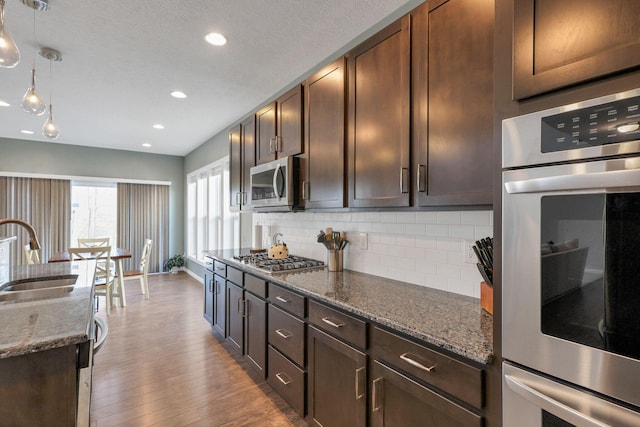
[504,168,640,194]
[504,374,609,427]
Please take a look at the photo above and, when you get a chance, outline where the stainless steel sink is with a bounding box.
[0,286,75,302]
[4,276,78,291]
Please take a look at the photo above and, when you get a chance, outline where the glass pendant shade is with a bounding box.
[42,104,59,139]
[22,69,46,116]
[0,0,20,68]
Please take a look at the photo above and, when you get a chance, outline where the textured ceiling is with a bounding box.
[0,0,420,156]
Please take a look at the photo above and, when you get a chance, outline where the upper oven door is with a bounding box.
[503,156,640,408]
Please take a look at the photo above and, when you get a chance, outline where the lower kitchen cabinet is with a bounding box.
[307,326,367,427]
[203,269,214,324]
[227,280,244,353]
[371,361,482,427]
[244,291,266,375]
[212,274,226,337]
[268,345,306,417]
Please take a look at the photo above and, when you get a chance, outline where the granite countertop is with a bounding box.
[207,249,493,365]
[0,261,96,359]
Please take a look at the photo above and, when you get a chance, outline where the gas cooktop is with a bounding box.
[232,252,324,274]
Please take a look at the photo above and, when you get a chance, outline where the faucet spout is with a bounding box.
[0,218,41,250]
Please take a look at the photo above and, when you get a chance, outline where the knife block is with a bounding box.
[480,281,493,315]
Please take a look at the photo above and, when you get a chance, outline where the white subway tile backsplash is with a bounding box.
[253,209,492,298]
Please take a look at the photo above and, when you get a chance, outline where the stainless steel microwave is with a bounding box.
[250,156,302,211]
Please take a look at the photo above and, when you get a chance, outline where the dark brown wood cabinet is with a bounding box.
[513,0,640,99]
[212,274,226,337]
[307,325,367,427]
[256,85,303,165]
[203,268,214,324]
[347,16,411,208]
[413,0,494,207]
[244,291,266,375]
[302,58,346,209]
[227,280,244,353]
[230,115,256,210]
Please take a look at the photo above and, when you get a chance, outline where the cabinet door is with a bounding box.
[241,114,255,208]
[203,270,214,324]
[244,292,266,376]
[347,16,410,208]
[303,58,346,209]
[371,361,482,427]
[256,102,277,165]
[513,0,640,99]
[277,85,303,158]
[414,0,493,206]
[212,275,226,337]
[307,326,367,427]
[227,281,244,354]
[229,123,242,210]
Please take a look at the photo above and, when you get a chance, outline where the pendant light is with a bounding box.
[0,0,20,68]
[40,47,60,139]
[21,5,46,116]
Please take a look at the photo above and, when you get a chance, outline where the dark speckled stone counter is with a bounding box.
[207,249,493,365]
[0,261,96,359]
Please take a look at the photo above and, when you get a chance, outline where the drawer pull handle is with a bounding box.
[275,328,292,339]
[216,267,225,272]
[355,367,365,400]
[372,377,383,412]
[275,296,291,303]
[275,372,292,385]
[321,317,346,328]
[400,353,436,373]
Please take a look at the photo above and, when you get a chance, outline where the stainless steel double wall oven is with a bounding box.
[502,89,640,426]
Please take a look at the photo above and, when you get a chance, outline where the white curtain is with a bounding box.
[117,183,169,273]
[0,177,71,264]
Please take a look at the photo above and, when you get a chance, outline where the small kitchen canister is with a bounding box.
[327,249,343,272]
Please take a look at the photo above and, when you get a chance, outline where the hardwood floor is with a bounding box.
[91,272,307,427]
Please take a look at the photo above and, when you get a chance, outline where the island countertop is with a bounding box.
[0,261,96,359]
[206,249,493,365]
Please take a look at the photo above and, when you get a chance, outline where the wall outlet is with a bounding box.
[358,232,368,250]
[464,240,476,264]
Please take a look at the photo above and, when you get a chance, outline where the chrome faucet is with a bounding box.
[0,218,41,250]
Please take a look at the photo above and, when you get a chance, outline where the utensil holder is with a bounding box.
[327,249,343,272]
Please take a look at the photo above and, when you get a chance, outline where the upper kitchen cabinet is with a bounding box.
[255,85,304,165]
[513,0,640,99]
[229,114,256,211]
[414,0,494,206]
[302,58,346,209]
[347,16,411,208]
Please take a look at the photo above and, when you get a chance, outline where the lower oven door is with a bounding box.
[503,156,640,408]
[503,363,640,427]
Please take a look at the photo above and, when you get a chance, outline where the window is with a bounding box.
[71,182,117,246]
[186,157,235,262]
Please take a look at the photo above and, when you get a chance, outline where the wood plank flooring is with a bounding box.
[90,272,307,427]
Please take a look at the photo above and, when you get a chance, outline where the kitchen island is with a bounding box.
[0,260,97,426]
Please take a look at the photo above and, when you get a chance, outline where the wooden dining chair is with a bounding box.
[24,244,41,264]
[122,239,152,300]
[68,246,116,315]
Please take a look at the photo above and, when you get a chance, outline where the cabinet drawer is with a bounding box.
[308,300,366,350]
[227,266,243,286]
[245,274,267,299]
[268,305,305,367]
[213,260,227,277]
[372,327,483,409]
[268,345,305,417]
[268,283,305,318]
[204,256,214,272]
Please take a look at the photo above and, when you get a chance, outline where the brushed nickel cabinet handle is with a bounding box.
[371,377,382,412]
[208,279,213,293]
[400,167,409,193]
[400,353,435,372]
[269,137,275,153]
[275,296,291,303]
[302,181,310,200]
[321,317,346,328]
[243,299,248,318]
[417,164,426,193]
[275,372,292,385]
[276,135,282,152]
[275,328,292,339]
[355,367,365,400]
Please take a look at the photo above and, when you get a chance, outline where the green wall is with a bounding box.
[0,137,184,257]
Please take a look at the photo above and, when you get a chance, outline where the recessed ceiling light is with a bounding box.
[205,32,227,46]
[0,101,10,107]
[171,91,187,99]
[21,130,34,135]
[153,124,165,130]
[142,143,152,148]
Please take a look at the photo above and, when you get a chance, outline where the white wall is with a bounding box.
[254,210,493,298]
